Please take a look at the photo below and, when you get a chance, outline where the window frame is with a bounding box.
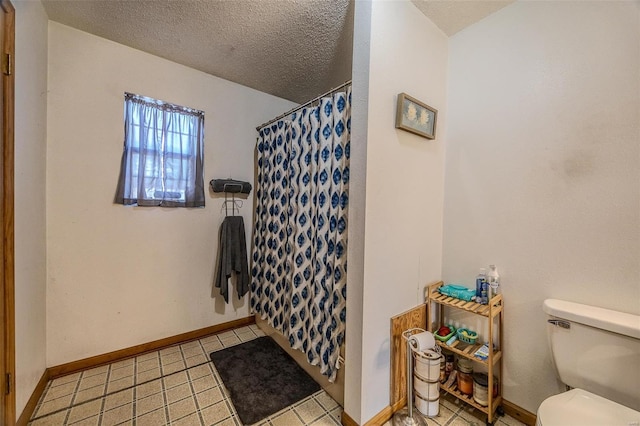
[115,92,205,208]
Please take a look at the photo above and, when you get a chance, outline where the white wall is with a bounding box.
[46,22,295,366]
[444,0,640,413]
[14,0,48,416]
[355,1,448,421]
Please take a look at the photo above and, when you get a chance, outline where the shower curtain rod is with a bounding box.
[256,79,352,131]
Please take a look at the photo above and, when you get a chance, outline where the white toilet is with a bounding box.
[537,299,640,426]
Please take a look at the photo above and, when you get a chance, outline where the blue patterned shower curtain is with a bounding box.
[251,87,351,382]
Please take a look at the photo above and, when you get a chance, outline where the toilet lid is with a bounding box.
[537,389,640,426]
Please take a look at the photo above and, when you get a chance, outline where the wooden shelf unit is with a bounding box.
[427,281,504,425]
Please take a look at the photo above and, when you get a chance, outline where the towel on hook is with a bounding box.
[214,216,249,303]
[210,179,252,194]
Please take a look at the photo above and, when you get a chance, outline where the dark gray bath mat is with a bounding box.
[209,336,321,424]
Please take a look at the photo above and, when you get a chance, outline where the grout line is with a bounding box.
[30,337,218,424]
[158,354,172,425]
[28,328,361,426]
[291,406,307,424]
[183,345,206,426]
[97,364,112,426]
[28,357,217,422]
[132,353,138,426]
[61,370,84,424]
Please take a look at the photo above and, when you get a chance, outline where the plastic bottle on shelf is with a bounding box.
[486,265,500,300]
[480,281,489,305]
[475,268,486,301]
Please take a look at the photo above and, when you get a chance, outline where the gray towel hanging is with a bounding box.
[214,216,249,302]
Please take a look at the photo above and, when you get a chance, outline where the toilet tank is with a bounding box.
[543,299,640,411]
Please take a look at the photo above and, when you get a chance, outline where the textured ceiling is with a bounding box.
[42,0,354,104]
[42,0,513,103]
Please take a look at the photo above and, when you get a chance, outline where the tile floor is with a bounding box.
[382,392,527,426]
[29,325,526,426]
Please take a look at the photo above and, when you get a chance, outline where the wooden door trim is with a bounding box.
[1,0,15,424]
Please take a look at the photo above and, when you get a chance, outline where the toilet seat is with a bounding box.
[536,388,640,426]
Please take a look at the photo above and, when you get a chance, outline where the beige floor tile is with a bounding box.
[186,353,208,367]
[137,368,162,383]
[314,392,338,411]
[29,410,69,425]
[136,352,159,363]
[440,394,463,412]
[159,345,181,355]
[216,331,236,340]
[136,379,163,399]
[49,373,81,388]
[137,358,160,373]
[294,398,326,424]
[172,412,202,426]
[457,405,486,423]
[203,343,223,354]
[78,373,108,391]
[182,345,204,358]
[69,414,100,426]
[110,358,135,370]
[191,375,217,393]
[100,402,133,426]
[271,410,304,426]
[73,385,105,404]
[198,335,219,344]
[430,405,456,426]
[168,396,197,421]
[160,350,183,365]
[447,417,478,426]
[164,371,189,388]
[103,388,133,411]
[109,364,134,381]
[195,386,223,409]
[136,392,165,416]
[163,360,186,375]
[107,376,134,393]
[42,380,77,402]
[180,340,202,350]
[215,417,239,426]
[188,364,212,381]
[200,400,232,425]
[82,365,109,378]
[67,399,103,423]
[236,328,255,337]
[239,333,258,342]
[328,406,342,423]
[35,393,74,417]
[220,336,240,347]
[309,414,339,426]
[236,330,256,339]
[136,408,168,426]
[165,382,193,404]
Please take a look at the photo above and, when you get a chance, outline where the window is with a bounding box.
[115,93,205,207]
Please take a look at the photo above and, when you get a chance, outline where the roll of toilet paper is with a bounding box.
[408,331,436,351]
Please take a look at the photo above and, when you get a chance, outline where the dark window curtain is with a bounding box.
[115,93,205,207]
